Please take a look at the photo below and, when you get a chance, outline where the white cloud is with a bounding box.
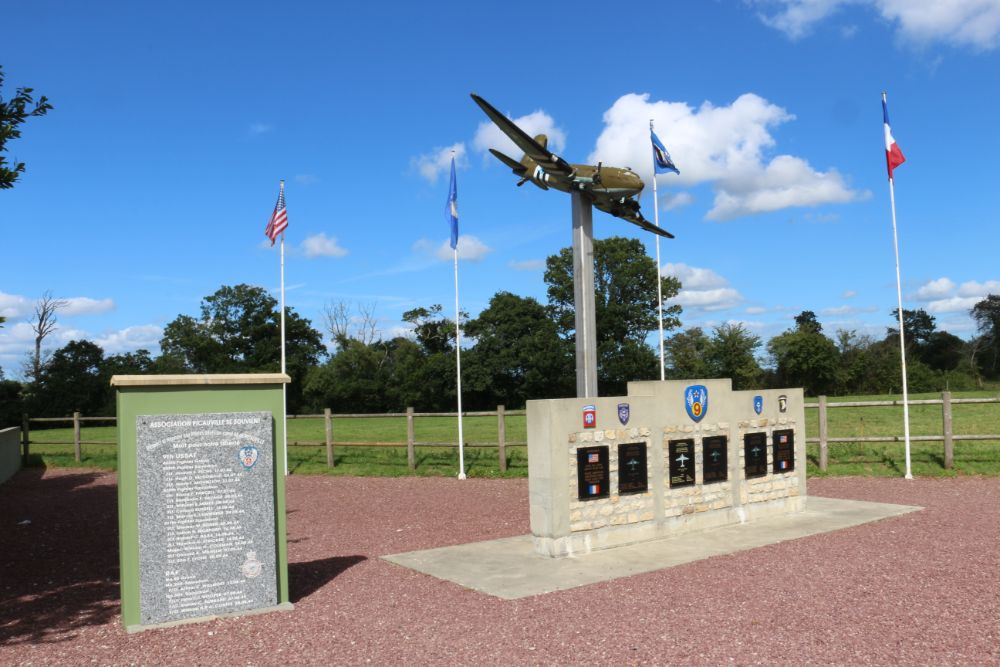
[842,289,857,298]
[925,296,982,314]
[746,306,768,314]
[663,263,728,290]
[62,297,115,316]
[442,235,491,262]
[915,277,957,300]
[588,93,867,222]
[660,192,694,210]
[754,0,1000,50]
[0,292,114,318]
[0,292,32,319]
[249,122,272,135]
[957,279,1000,297]
[912,277,1000,313]
[473,109,567,159]
[302,233,348,258]
[663,263,743,312]
[93,325,163,354]
[509,259,545,271]
[295,174,320,186]
[415,235,493,262]
[413,143,466,183]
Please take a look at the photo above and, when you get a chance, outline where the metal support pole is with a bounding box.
[572,193,598,398]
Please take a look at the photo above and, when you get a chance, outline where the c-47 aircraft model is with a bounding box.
[471,93,673,239]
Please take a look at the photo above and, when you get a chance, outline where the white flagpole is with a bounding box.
[279,181,289,477]
[650,120,665,381]
[884,93,912,480]
[453,245,466,480]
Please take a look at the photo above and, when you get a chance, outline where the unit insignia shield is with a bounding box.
[753,395,763,415]
[684,385,708,423]
[582,404,597,429]
[617,403,630,426]
[778,395,788,413]
[239,445,259,469]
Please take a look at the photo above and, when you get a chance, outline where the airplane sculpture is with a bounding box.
[471,93,674,239]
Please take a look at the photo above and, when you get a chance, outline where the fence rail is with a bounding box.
[19,392,1000,472]
[804,392,1000,471]
[18,406,525,471]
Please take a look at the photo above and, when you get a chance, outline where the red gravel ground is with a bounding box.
[1,469,998,666]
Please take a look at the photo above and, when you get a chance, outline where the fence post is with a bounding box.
[406,407,415,471]
[818,395,828,472]
[942,390,953,470]
[21,413,29,465]
[497,405,507,472]
[73,411,82,463]
[324,408,334,468]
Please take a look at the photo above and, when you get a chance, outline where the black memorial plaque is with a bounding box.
[744,432,768,478]
[772,429,795,473]
[577,446,609,500]
[617,442,648,495]
[702,435,728,483]
[668,439,695,488]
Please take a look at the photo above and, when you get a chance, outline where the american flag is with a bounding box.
[264,181,288,246]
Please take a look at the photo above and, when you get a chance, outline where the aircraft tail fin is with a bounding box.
[489,148,527,175]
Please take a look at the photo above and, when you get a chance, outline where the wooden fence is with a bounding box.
[19,406,526,472]
[806,391,1000,471]
[20,391,1000,473]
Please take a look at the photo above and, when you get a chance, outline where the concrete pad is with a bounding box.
[382,496,921,600]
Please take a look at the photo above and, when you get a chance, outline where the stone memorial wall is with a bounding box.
[528,379,805,557]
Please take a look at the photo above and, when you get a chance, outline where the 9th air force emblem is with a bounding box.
[684,385,708,423]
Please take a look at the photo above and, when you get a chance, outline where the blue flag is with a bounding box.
[651,130,679,175]
[447,157,459,249]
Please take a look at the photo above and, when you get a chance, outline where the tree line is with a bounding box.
[3,237,1000,425]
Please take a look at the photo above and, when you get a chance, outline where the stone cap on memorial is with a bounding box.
[110,373,291,387]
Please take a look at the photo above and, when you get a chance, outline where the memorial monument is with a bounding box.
[111,373,292,632]
[527,379,806,557]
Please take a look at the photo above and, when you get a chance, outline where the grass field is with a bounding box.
[17,389,1000,477]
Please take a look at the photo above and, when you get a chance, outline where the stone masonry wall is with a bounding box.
[738,416,800,505]
[567,427,654,532]
[662,421,732,518]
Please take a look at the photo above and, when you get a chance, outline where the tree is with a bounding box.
[463,292,573,408]
[28,290,68,382]
[544,236,682,393]
[705,323,762,390]
[794,310,822,334]
[401,305,456,354]
[323,300,379,350]
[29,340,106,417]
[665,327,712,379]
[1,66,53,189]
[159,284,325,412]
[887,308,937,347]
[766,311,841,395]
[971,294,1000,379]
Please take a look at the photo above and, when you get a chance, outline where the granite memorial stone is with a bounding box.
[702,435,728,483]
[744,432,768,478]
[772,429,795,473]
[668,438,695,488]
[136,411,277,626]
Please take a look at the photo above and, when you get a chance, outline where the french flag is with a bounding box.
[882,95,905,180]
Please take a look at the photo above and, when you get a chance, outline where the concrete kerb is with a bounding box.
[382,495,921,600]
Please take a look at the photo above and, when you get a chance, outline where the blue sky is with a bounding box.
[3,0,1000,376]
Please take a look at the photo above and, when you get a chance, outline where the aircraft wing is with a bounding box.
[471,93,575,182]
[592,195,675,239]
